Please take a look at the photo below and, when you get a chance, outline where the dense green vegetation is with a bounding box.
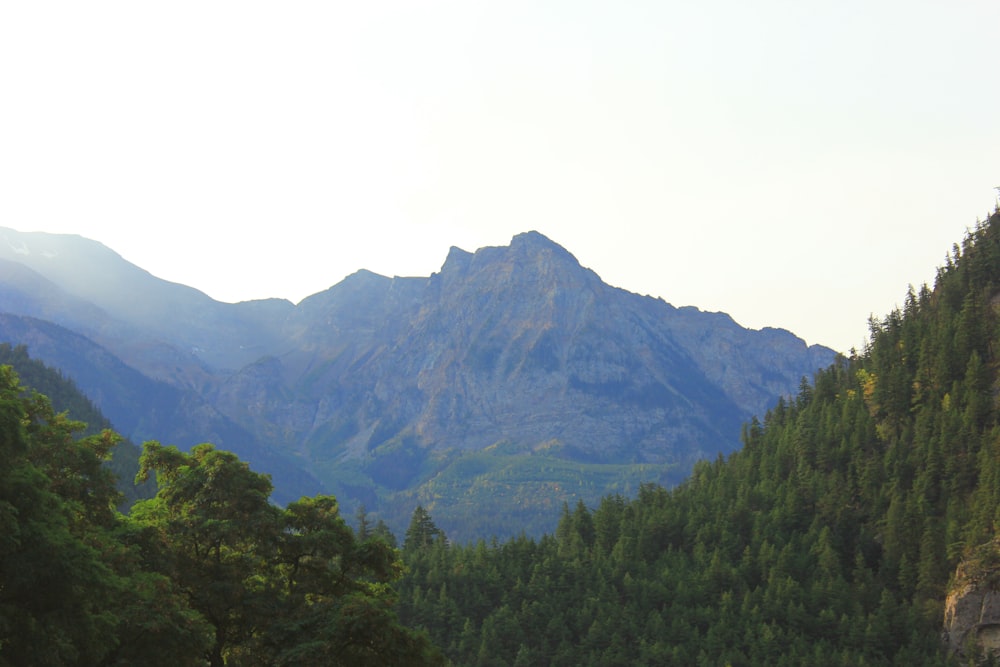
[395,208,1000,665]
[0,342,154,506]
[324,443,682,543]
[0,364,442,666]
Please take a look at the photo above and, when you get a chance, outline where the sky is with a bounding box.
[1,2,998,354]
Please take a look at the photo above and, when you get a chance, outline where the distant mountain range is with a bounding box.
[0,227,835,538]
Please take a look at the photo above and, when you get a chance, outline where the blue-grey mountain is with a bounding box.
[0,227,834,538]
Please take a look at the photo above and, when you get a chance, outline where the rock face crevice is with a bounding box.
[944,538,1000,657]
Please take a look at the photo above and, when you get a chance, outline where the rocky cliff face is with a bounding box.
[205,232,835,536]
[944,539,1000,657]
[0,227,836,537]
[212,231,832,466]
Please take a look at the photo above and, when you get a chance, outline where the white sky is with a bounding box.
[1,2,998,353]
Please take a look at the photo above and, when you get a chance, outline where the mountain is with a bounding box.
[0,228,293,380]
[0,314,324,505]
[394,206,1000,665]
[0,227,834,538]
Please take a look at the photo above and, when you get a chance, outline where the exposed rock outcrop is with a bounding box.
[944,538,1000,657]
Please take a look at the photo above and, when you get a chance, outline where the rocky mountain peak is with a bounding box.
[0,226,837,538]
[509,229,576,255]
[435,232,595,300]
[443,245,473,266]
[500,230,580,269]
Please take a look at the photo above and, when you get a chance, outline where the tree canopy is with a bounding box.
[0,361,442,666]
[131,442,442,666]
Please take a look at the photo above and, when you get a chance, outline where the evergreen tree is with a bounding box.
[405,505,446,552]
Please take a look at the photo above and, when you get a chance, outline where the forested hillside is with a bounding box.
[0,342,154,506]
[395,207,1000,665]
[0,365,442,666]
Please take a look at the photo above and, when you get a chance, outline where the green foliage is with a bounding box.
[405,505,447,552]
[326,445,680,543]
[0,365,201,666]
[0,342,154,507]
[398,207,1000,665]
[0,362,444,665]
[131,442,444,666]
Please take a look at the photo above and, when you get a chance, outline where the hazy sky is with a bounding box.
[2,2,998,353]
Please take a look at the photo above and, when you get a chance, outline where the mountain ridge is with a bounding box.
[0,226,834,537]
[390,204,1000,664]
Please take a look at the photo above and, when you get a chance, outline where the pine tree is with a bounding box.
[404,505,446,552]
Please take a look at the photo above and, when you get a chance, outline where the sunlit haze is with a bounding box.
[2,2,998,353]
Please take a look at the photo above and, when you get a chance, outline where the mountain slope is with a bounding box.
[0,227,833,537]
[0,314,324,504]
[396,205,1000,664]
[212,231,834,537]
[0,226,294,376]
